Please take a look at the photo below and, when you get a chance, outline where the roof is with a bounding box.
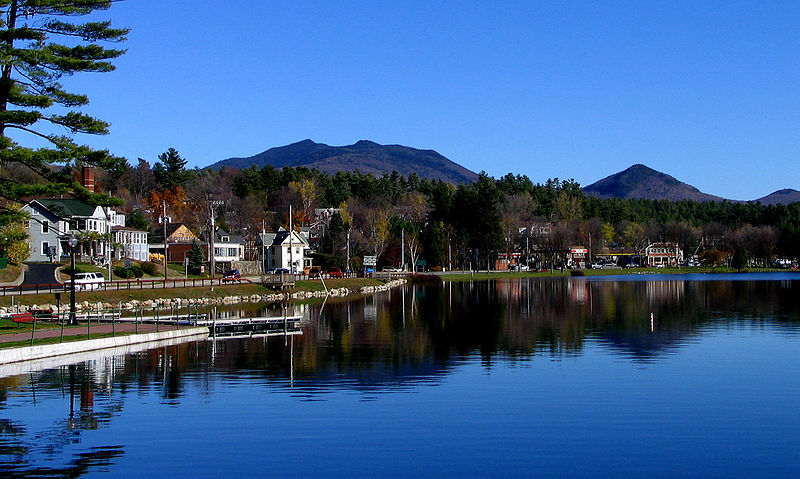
[199,227,244,244]
[32,199,101,218]
[150,223,198,243]
[112,226,148,233]
[257,230,309,247]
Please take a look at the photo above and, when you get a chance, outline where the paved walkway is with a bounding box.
[0,322,189,344]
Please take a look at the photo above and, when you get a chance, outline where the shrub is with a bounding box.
[407,274,443,285]
[129,263,144,278]
[141,261,159,276]
[113,266,132,278]
[114,264,144,278]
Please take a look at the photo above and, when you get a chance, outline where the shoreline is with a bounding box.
[0,327,209,368]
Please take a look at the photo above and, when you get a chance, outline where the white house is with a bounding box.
[257,229,312,273]
[201,227,245,265]
[112,226,149,262]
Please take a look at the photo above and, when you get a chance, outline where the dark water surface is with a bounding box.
[2,275,800,478]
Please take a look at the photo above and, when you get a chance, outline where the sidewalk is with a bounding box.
[0,322,182,345]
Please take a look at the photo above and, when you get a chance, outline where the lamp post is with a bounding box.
[68,235,78,325]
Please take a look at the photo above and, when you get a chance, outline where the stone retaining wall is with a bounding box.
[1,279,407,314]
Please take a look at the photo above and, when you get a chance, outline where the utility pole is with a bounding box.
[162,200,168,281]
[401,228,405,270]
[105,207,112,281]
[261,219,266,274]
[288,204,293,273]
[207,200,224,280]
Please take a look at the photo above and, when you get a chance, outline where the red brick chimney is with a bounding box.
[82,165,95,192]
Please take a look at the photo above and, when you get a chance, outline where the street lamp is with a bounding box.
[67,235,78,325]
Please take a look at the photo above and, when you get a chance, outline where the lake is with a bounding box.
[2,274,799,478]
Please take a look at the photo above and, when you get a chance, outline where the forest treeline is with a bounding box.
[56,150,800,269]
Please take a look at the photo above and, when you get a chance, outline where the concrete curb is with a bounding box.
[0,327,209,367]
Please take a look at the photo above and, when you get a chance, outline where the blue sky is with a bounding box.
[51,1,799,200]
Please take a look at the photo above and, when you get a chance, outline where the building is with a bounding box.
[21,200,71,262]
[112,226,149,262]
[22,199,113,262]
[257,229,312,273]
[645,242,683,267]
[200,227,244,270]
[149,223,200,263]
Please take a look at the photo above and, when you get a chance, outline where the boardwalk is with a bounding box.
[0,322,179,345]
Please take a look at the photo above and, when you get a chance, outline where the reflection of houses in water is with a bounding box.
[567,278,589,304]
[645,280,685,303]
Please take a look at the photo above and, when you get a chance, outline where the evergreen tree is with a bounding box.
[187,240,204,275]
[0,1,128,225]
[731,244,749,271]
[153,147,190,189]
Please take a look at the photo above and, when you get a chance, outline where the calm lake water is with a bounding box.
[2,274,800,478]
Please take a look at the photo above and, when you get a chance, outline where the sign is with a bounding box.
[363,255,377,266]
[124,259,132,268]
[416,260,426,266]
[570,248,587,254]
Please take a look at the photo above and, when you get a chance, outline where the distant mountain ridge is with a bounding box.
[754,189,800,206]
[209,139,478,184]
[583,164,798,204]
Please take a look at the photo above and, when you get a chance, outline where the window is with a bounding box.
[41,221,49,233]
[41,242,49,256]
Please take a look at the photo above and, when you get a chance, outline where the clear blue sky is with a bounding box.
[62,1,799,201]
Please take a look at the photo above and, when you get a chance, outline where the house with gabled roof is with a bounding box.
[256,228,312,273]
[22,198,112,262]
[149,223,200,263]
[200,227,245,267]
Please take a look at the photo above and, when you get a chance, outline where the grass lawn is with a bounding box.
[0,263,22,283]
[439,266,789,282]
[0,330,142,350]
[0,317,39,334]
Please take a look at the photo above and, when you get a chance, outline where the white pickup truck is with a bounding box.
[72,272,104,290]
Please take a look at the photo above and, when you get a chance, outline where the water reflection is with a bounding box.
[1,277,799,475]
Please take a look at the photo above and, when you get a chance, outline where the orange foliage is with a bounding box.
[146,187,195,221]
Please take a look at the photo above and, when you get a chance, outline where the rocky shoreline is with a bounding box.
[1,279,407,315]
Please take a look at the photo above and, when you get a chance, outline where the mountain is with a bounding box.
[754,189,800,206]
[582,164,727,202]
[209,139,478,184]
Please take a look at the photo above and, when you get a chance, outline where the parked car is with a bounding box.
[329,268,344,278]
[358,267,374,278]
[222,269,241,282]
[270,268,290,274]
[72,272,104,291]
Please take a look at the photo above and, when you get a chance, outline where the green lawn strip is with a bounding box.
[294,278,383,292]
[441,271,571,282]
[440,267,789,282]
[0,330,144,350]
[0,318,36,333]
[0,264,21,283]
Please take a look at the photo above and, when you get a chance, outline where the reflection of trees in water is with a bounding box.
[1,277,797,466]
